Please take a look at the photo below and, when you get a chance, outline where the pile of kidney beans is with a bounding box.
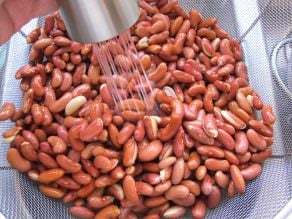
[0,0,276,218]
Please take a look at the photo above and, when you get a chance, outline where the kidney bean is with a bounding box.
[230,165,245,193]
[38,168,65,184]
[3,127,21,139]
[56,176,81,190]
[214,171,229,188]
[246,129,267,150]
[47,136,67,154]
[56,154,81,173]
[121,110,145,123]
[191,200,206,219]
[22,130,39,150]
[91,145,120,159]
[183,102,201,121]
[172,193,196,207]
[73,199,84,207]
[203,113,218,138]
[123,175,139,204]
[134,182,153,196]
[79,43,91,56]
[139,1,158,14]
[110,166,125,180]
[115,123,135,144]
[107,184,124,201]
[27,26,41,43]
[147,202,169,216]
[111,116,123,127]
[94,155,117,173]
[228,101,251,123]
[7,148,32,172]
[179,180,200,197]
[159,1,177,13]
[143,116,158,141]
[221,110,246,130]
[170,126,184,157]
[201,38,215,57]
[123,138,138,167]
[224,150,239,165]
[69,207,95,219]
[226,181,236,197]
[236,91,253,114]
[187,84,206,98]
[134,120,145,142]
[137,140,162,162]
[72,171,91,185]
[108,124,121,149]
[205,158,230,171]
[27,170,39,182]
[170,16,183,36]
[233,132,248,155]
[20,141,38,161]
[79,160,98,179]
[153,180,170,195]
[184,165,192,180]
[172,70,195,83]
[39,185,64,199]
[142,162,159,174]
[165,185,189,200]
[185,153,199,172]
[171,157,185,185]
[219,39,233,57]
[163,206,186,219]
[240,163,262,181]
[248,120,272,137]
[251,148,272,163]
[177,20,190,35]
[198,28,216,41]
[67,150,80,164]
[173,33,186,54]
[197,146,224,158]
[22,89,34,114]
[87,196,114,209]
[31,75,45,97]
[38,152,58,169]
[39,143,53,157]
[201,174,213,195]
[237,152,251,165]
[188,8,202,29]
[207,185,221,209]
[63,192,78,204]
[30,47,41,61]
[33,38,53,50]
[94,205,120,219]
[77,180,95,198]
[143,196,167,208]
[143,172,161,185]
[261,105,276,125]
[184,122,214,146]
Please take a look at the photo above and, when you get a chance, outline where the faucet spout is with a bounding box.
[57,0,140,43]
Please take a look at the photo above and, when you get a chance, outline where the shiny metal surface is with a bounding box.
[57,0,140,43]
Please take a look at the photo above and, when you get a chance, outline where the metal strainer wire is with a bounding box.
[0,0,291,218]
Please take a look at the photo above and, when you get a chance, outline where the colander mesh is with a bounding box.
[0,0,291,218]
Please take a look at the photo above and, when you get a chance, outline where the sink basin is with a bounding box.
[0,0,291,218]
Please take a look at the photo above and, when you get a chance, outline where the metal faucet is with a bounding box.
[57,0,140,43]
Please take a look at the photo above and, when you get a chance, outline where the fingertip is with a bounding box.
[32,0,59,17]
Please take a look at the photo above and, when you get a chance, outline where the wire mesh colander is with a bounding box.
[0,0,291,218]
